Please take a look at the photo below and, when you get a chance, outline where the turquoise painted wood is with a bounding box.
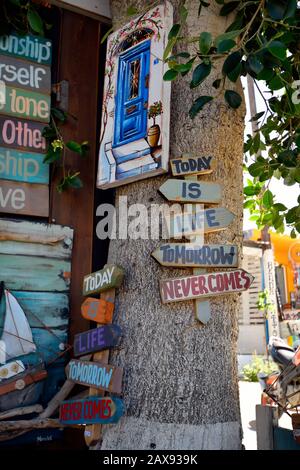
[0,146,49,184]
[0,254,71,292]
[0,34,52,65]
[1,86,51,123]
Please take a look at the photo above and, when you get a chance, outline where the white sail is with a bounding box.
[1,290,36,359]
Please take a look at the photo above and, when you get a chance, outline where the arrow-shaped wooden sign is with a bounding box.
[160,269,254,304]
[73,325,122,357]
[168,207,235,238]
[66,359,123,394]
[60,396,124,425]
[81,297,114,324]
[158,179,221,203]
[152,244,238,268]
[82,264,124,296]
[170,156,215,176]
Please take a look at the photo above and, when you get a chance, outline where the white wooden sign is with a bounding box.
[158,179,221,203]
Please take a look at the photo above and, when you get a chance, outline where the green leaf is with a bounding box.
[257,68,275,81]
[199,32,212,55]
[268,41,287,61]
[222,51,242,77]
[220,1,239,16]
[291,228,297,239]
[168,24,181,40]
[263,189,274,208]
[266,0,288,20]
[27,9,43,34]
[244,186,257,196]
[51,107,67,122]
[215,30,242,46]
[224,90,242,109]
[268,75,284,91]
[189,96,213,119]
[250,111,265,122]
[179,4,188,22]
[227,62,242,82]
[190,62,211,88]
[69,175,83,189]
[168,52,191,61]
[101,27,114,44]
[248,161,265,177]
[66,140,82,154]
[173,62,193,73]
[286,207,298,223]
[273,203,287,211]
[217,39,235,53]
[163,37,177,61]
[247,55,264,75]
[163,69,178,81]
[126,6,138,15]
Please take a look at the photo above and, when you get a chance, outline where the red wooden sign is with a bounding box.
[81,297,114,324]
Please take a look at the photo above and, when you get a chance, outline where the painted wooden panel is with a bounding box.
[74,325,122,357]
[0,366,47,396]
[81,297,114,324]
[170,156,215,176]
[0,254,71,292]
[0,55,51,94]
[0,146,49,184]
[0,34,52,65]
[152,244,238,268]
[159,179,221,203]
[160,269,254,304]
[31,326,67,365]
[169,207,235,238]
[59,396,124,425]
[83,265,125,296]
[0,180,49,217]
[0,116,46,153]
[97,3,173,188]
[66,359,123,394]
[1,86,51,123]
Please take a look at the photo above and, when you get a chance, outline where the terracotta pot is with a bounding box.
[147,124,160,147]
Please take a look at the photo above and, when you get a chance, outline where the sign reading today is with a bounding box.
[170,156,215,176]
[83,264,125,296]
[160,269,254,304]
[0,33,51,217]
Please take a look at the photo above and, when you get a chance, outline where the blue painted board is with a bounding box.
[60,396,124,425]
[0,146,49,184]
[0,254,71,292]
[0,34,52,65]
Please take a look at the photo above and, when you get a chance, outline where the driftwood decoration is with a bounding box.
[0,418,81,432]
[0,404,43,420]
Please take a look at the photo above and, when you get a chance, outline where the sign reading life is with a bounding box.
[0,33,51,217]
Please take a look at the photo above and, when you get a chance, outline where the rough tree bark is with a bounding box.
[97,0,246,450]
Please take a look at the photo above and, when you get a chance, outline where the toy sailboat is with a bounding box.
[0,282,47,398]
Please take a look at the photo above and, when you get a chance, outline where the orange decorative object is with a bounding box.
[81,297,114,324]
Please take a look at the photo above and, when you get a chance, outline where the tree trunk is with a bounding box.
[98,0,245,450]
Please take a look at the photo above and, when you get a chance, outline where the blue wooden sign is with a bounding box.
[0,34,52,65]
[0,146,49,184]
[59,396,124,425]
[73,324,122,357]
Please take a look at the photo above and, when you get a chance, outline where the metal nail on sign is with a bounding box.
[82,264,125,296]
[152,244,238,268]
[170,156,215,176]
[158,179,221,203]
[66,359,123,394]
[81,297,114,324]
[59,396,124,426]
[160,269,254,304]
[73,325,122,357]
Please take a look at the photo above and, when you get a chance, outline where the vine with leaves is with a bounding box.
[0,0,88,192]
[158,0,300,238]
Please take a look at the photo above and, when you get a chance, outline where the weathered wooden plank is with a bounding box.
[59,396,124,425]
[256,404,275,450]
[0,146,49,184]
[0,34,52,65]
[0,239,72,259]
[0,254,71,292]
[0,55,51,93]
[73,325,122,357]
[160,269,254,304]
[81,297,114,324]
[66,359,123,394]
[158,179,221,203]
[152,243,238,268]
[31,326,68,365]
[0,366,47,396]
[12,291,69,328]
[0,218,73,245]
[0,180,49,216]
[170,155,215,176]
[0,116,46,153]
[0,404,43,420]
[0,86,51,123]
[83,265,125,296]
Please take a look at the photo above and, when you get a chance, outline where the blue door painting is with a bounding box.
[97,2,173,189]
[114,40,150,149]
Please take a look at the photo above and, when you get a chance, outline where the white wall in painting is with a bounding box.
[97,2,172,189]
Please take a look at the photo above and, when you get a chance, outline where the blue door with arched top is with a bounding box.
[113,40,150,148]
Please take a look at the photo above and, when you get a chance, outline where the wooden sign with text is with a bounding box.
[169,207,235,238]
[0,146,49,184]
[160,269,254,304]
[0,116,46,153]
[83,265,125,296]
[0,34,52,65]
[81,297,114,324]
[0,86,51,122]
[66,359,123,394]
[159,179,221,203]
[170,156,215,176]
[0,180,49,216]
[74,325,122,357]
[0,54,51,93]
[152,244,238,268]
[59,396,124,425]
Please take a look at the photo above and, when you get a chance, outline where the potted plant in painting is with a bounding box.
[147,101,163,148]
